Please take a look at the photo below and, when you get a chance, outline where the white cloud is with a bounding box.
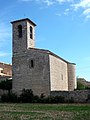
[83,8,90,18]
[20,0,73,4]
[20,0,54,6]
[63,8,70,15]
[19,0,90,20]
[73,0,90,19]
[83,8,90,15]
[56,0,73,3]
[42,0,54,6]
[74,0,90,10]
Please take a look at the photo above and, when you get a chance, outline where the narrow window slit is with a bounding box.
[18,25,22,38]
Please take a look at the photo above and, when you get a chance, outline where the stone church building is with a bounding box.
[11,18,76,96]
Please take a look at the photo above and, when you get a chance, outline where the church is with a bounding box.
[11,18,76,96]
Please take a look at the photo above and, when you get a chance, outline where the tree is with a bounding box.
[77,81,86,90]
[19,89,34,103]
[0,79,12,93]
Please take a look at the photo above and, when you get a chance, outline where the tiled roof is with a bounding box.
[29,48,76,65]
[11,18,36,26]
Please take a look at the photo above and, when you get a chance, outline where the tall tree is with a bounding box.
[0,79,12,93]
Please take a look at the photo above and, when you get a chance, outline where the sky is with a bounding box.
[0,0,90,81]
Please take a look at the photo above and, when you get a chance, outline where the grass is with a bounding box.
[0,103,90,120]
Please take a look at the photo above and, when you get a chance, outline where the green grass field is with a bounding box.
[0,103,90,120]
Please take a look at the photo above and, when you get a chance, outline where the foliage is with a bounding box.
[0,79,12,93]
[32,95,40,103]
[47,96,65,103]
[1,92,18,103]
[76,80,90,91]
[66,97,74,103]
[77,81,86,90]
[0,88,90,103]
[19,89,34,103]
[0,89,67,103]
[34,95,65,103]
[0,78,90,103]
[76,78,90,90]
[85,86,90,90]
[86,94,90,103]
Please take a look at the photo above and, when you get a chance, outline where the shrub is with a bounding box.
[86,93,90,103]
[32,95,40,103]
[37,96,65,103]
[0,79,12,93]
[1,92,18,103]
[66,97,74,103]
[77,81,86,90]
[49,96,65,103]
[19,89,34,103]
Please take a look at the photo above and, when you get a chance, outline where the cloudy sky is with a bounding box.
[0,0,90,81]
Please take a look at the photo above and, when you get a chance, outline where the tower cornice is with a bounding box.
[11,18,36,26]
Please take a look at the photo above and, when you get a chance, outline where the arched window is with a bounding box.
[30,26,33,39]
[18,25,22,38]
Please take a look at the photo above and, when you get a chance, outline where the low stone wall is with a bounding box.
[51,90,90,103]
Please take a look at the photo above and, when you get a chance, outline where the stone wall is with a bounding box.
[12,18,76,97]
[12,49,50,96]
[49,55,68,91]
[27,21,35,48]
[12,20,28,54]
[12,19,35,56]
[51,90,90,103]
[68,63,76,91]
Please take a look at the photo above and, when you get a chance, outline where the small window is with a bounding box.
[18,25,22,38]
[31,60,34,68]
[30,26,33,39]
[29,59,34,68]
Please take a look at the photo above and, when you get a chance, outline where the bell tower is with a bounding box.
[11,18,36,55]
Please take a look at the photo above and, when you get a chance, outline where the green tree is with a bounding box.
[0,79,12,93]
[1,92,18,103]
[19,89,34,103]
[77,81,86,90]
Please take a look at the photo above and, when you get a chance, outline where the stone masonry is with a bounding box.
[11,18,76,96]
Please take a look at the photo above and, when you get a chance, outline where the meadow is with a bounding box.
[0,103,90,120]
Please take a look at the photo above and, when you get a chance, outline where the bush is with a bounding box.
[0,88,76,103]
[1,92,18,103]
[36,96,65,103]
[86,94,90,103]
[0,79,12,93]
[49,96,65,103]
[19,89,34,103]
[77,81,86,90]
[32,95,40,103]
[66,97,74,103]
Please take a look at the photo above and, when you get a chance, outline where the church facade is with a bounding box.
[11,18,76,96]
